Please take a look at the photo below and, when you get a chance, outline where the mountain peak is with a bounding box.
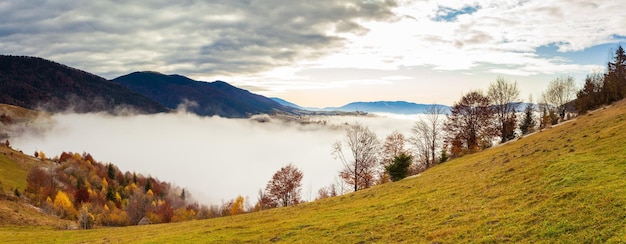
[113,73,294,118]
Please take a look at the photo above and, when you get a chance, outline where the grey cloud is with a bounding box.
[0,0,399,78]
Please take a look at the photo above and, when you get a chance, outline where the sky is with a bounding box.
[2,0,625,107]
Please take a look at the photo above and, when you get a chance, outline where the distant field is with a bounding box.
[1,100,626,243]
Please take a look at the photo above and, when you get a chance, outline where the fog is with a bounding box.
[10,111,422,204]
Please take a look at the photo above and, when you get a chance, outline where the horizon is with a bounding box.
[1,1,625,107]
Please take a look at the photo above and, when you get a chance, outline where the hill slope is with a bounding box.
[113,72,296,118]
[0,56,167,113]
[0,144,71,227]
[2,101,626,242]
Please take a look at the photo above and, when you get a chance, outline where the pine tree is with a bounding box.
[385,153,412,182]
[519,101,536,135]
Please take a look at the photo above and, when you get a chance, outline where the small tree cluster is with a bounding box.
[25,151,210,227]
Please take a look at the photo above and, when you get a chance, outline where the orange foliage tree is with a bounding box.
[265,164,303,207]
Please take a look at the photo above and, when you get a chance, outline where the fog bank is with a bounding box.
[11,111,421,204]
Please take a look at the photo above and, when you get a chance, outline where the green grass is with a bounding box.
[0,152,29,191]
[1,101,626,243]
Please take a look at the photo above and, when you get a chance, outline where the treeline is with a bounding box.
[576,46,626,113]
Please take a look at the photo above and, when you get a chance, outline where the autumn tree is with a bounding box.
[254,189,277,211]
[332,123,380,192]
[53,190,76,219]
[487,76,520,142]
[385,153,412,182]
[25,167,55,205]
[230,195,245,215]
[126,188,153,225]
[380,131,408,183]
[316,184,338,200]
[265,164,303,207]
[444,91,497,157]
[410,105,446,170]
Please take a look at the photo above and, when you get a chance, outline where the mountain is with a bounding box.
[270,97,304,110]
[113,72,295,118]
[324,101,450,114]
[0,55,167,113]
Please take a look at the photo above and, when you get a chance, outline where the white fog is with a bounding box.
[10,111,423,205]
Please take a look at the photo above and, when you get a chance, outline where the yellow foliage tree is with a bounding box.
[101,177,108,189]
[54,190,76,219]
[230,195,245,216]
[172,208,196,222]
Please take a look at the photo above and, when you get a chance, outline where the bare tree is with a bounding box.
[542,75,577,121]
[265,164,303,207]
[411,105,446,169]
[487,76,520,142]
[444,91,497,156]
[332,123,380,192]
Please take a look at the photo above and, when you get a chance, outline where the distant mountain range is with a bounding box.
[1,55,449,118]
[113,72,297,118]
[0,55,167,113]
[272,98,450,114]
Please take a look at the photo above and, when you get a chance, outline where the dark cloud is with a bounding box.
[0,0,398,78]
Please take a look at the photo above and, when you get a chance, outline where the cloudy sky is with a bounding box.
[2,0,625,107]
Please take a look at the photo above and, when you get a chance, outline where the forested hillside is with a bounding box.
[0,56,167,113]
[113,71,297,118]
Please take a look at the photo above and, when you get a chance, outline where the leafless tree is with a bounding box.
[488,76,520,142]
[332,123,380,192]
[542,75,577,121]
[410,105,446,169]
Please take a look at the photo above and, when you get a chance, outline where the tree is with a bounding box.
[332,123,381,192]
[603,45,626,103]
[230,195,245,215]
[316,184,338,200]
[519,95,537,135]
[265,164,303,207]
[410,105,446,169]
[385,153,412,182]
[487,76,520,142]
[444,91,497,157]
[380,131,408,183]
[542,75,577,121]
[254,189,277,211]
[53,190,76,219]
[576,72,604,113]
[126,188,153,225]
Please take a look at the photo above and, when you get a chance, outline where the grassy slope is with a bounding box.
[1,101,626,243]
[0,146,72,227]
